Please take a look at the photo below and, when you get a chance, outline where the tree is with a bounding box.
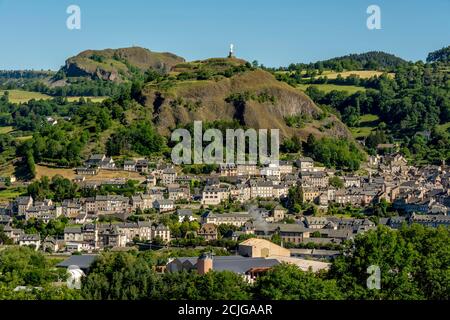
[371,198,390,217]
[106,121,166,156]
[426,45,450,63]
[329,225,450,300]
[329,176,344,189]
[0,247,66,288]
[158,270,251,300]
[82,252,161,300]
[253,264,343,300]
[287,186,303,212]
[282,135,302,153]
[217,224,239,238]
[0,226,13,245]
[306,136,365,171]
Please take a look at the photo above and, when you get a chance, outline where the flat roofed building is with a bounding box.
[239,238,290,258]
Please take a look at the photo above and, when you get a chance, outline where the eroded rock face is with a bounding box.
[142,69,353,141]
[61,47,185,81]
[95,68,119,81]
[63,60,92,78]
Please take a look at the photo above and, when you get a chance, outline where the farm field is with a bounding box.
[66,96,108,103]
[438,122,450,131]
[297,83,366,94]
[277,69,395,80]
[0,89,107,103]
[0,161,15,177]
[314,70,395,80]
[14,135,32,141]
[0,90,51,103]
[35,165,146,182]
[0,126,13,134]
[0,187,26,203]
[350,114,380,139]
[0,125,33,141]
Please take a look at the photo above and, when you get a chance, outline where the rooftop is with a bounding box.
[56,254,98,270]
[174,256,280,274]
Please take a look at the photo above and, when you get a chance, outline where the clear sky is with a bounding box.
[0,0,449,70]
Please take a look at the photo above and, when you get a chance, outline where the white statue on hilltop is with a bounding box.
[228,44,235,58]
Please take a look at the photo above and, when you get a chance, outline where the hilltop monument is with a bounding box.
[228,44,235,58]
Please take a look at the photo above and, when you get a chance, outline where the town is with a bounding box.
[1,148,449,280]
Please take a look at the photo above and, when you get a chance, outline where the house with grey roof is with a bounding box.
[85,154,115,169]
[18,234,41,250]
[166,255,280,282]
[56,254,98,272]
[153,199,174,213]
[201,211,252,227]
[177,209,195,223]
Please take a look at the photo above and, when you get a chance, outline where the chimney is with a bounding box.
[197,252,213,275]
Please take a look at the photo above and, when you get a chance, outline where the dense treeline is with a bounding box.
[275,51,406,73]
[0,224,447,300]
[303,59,450,163]
[330,224,450,300]
[106,121,167,156]
[0,77,129,98]
[0,83,169,176]
[0,70,53,80]
[27,175,78,202]
[427,45,450,63]
[304,134,365,171]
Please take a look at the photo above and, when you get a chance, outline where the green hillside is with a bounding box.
[142,58,354,141]
[60,47,185,81]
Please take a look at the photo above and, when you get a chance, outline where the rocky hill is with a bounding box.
[60,47,185,81]
[142,58,353,140]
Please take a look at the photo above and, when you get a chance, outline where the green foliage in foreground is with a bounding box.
[0,246,67,287]
[0,224,448,300]
[330,224,450,300]
[254,264,343,300]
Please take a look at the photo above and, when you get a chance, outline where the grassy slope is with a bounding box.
[349,114,380,139]
[297,83,366,94]
[438,122,450,131]
[144,66,355,142]
[313,70,394,80]
[35,165,146,182]
[0,126,13,134]
[0,90,51,103]
[0,90,107,104]
[0,187,26,203]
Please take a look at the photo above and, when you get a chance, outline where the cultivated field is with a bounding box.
[35,165,146,182]
[0,187,26,203]
[66,96,108,103]
[0,126,14,134]
[0,90,51,103]
[297,84,365,94]
[350,114,380,139]
[0,89,107,104]
[315,70,395,80]
[438,122,450,131]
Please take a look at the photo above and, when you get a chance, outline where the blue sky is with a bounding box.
[0,0,449,70]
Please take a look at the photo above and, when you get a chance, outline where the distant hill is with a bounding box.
[1,47,356,143]
[427,46,450,63]
[286,51,407,72]
[322,51,406,70]
[142,58,354,141]
[59,47,185,81]
[0,70,54,80]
